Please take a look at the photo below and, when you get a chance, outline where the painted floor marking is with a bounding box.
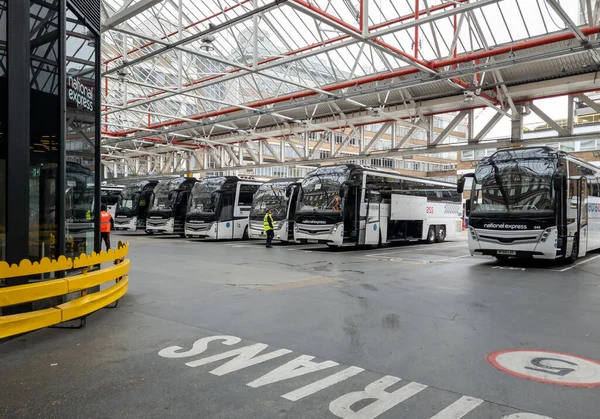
[486,349,600,388]
[492,266,527,271]
[488,254,600,273]
[328,378,428,419]
[159,335,557,419]
[367,245,467,258]
[430,396,484,419]
[559,254,600,271]
[362,254,471,264]
[281,366,364,401]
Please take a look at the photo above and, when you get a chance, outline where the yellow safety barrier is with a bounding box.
[0,242,130,339]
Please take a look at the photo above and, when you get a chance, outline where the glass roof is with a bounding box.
[99,0,596,156]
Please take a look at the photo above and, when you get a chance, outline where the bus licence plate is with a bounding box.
[497,250,516,256]
[307,239,318,244]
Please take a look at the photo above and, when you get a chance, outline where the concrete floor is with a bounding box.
[2,232,600,419]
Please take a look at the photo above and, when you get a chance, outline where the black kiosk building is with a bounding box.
[0,0,102,270]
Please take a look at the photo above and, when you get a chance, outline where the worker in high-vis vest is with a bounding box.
[263,208,275,248]
[100,204,112,251]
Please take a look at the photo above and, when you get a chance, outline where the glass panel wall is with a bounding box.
[0,0,7,261]
[29,0,60,261]
[65,4,98,257]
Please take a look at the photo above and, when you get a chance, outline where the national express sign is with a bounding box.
[67,76,94,112]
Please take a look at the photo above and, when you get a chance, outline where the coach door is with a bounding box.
[364,189,381,245]
[567,177,588,258]
[217,191,235,240]
[578,177,588,257]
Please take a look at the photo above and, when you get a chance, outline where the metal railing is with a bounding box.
[0,242,130,339]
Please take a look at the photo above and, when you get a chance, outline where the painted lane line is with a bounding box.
[559,254,600,272]
[329,377,427,419]
[430,395,484,419]
[281,367,365,401]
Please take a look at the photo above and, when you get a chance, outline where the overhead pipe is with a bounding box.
[115,84,600,155]
[104,25,600,138]
[433,25,600,69]
[111,82,600,158]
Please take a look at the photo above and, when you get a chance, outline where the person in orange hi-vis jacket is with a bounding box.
[100,204,113,251]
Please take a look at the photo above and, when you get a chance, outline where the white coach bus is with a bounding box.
[185,176,263,240]
[458,146,600,262]
[294,164,462,247]
[248,178,301,243]
[100,185,124,223]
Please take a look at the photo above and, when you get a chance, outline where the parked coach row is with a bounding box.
[111,164,463,248]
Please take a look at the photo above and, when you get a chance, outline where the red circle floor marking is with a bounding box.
[486,349,600,388]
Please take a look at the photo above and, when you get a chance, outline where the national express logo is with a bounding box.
[302,220,327,225]
[68,76,94,112]
[483,222,528,230]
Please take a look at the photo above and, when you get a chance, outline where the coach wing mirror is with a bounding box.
[286,182,301,197]
[285,184,294,198]
[553,173,564,191]
[457,173,474,194]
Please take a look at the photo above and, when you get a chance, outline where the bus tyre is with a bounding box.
[145,230,154,235]
[567,237,579,264]
[426,226,436,244]
[436,226,446,243]
[178,233,186,238]
[242,226,249,240]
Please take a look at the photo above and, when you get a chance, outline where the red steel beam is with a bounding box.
[433,25,600,69]
[291,0,360,34]
[359,0,364,33]
[113,86,600,155]
[104,26,600,138]
[414,0,420,58]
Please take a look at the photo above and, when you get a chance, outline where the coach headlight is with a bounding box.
[540,228,553,243]
[469,226,477,240]
[332,222,343,233]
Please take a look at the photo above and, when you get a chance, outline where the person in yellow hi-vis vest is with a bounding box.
[263,208,274,248]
